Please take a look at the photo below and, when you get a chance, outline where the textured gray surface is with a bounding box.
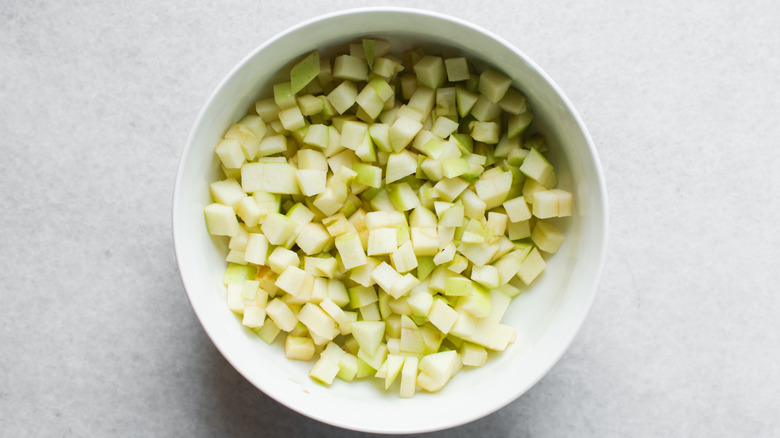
[2,1,779,436]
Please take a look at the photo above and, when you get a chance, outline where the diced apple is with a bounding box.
[508,110,534,138]
[390,274,420,299]
[531,220,565,254]
[333,54,368,82]
[244,233,269,265]
[296,222,331,255]
[385,150,418,183]
[517,247,546,285]
[389,116,423,152]
[471,264,499,289]
[265,298,297,332]
[478,68,513,103]
[260,213,298,245]
[391,240,418,273]
[503,196,532,222]
[295,169,326,197]
[460,342,488,367]
[367,227,398,256]
[335,232,367,270]
[474,168,512,209]
[371,261,403,295]
[417,350,460,392]
[242,162,300,195]
[210,178,246,208]
[411,226,439,256]
[204,203,239,236]
[267,247,299,275]
[350,320,386,356]
[298,302,339,340]
[327,80,358,114]
[285,335,315,361]
[444,57,470,82]
[414,56,446,89]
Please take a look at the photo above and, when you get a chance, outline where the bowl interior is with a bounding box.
[173,8,607,434]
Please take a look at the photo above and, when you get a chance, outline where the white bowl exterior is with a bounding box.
[173,8,607,434]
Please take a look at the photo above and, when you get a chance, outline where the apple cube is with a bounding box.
[455,85,479,118]
[350,320,386,356]
[254,318,281,344]
[304,124,330,150]
[391,240,418,273]
[296,222,331,255]
[265,298,297,332]
[508,110,534,138]
[295,169,326,197]
[499,88,527,115]
[210,178,246,208]
[433,242,456,266]
[371,262,404,295]
[288,51,321,93]
[417,350,460,392]
[411,227,439,256]
[468,320,516,351]
[309,355,341,385]
[414,56,446,89]
[224,123,261,161]
[460,189,486,220]
[261,213,298,245]
[460,342,488,367]
[353,163,382,188]
[470,121,500,144]
[432,178,468,202]
[385,150,418,183]
[242,162,300,195]
[327,279,350,307]
[397,316,424,356]
[478,68,513,103]
[471,264,499,289]
[457,242,500,267]
[335,232,367,270]
[298,302,339,340]
[204,203,239,236]
[474,168,512,209]
[409,206,437,228]
[337,353,359,382]
[285,335,315,361]
[533,189,573,218]
[357,343,388,371]
[517,247,546,285]
[389,116,423,152]
[244,233,269,265]
[444,57,470,82]
[428,298,458,334]
[333,54,368,82]
[407,289,433,317]
[390,274,420,299]
[267,247,299,275]
[470,95,502,122]
[278,105,305,131]
[327,80,358,114]
[531,221,565,254]
[503,196,532,222]
[275,265,308,296]
[367,227,398,256]
[387,183,420,212]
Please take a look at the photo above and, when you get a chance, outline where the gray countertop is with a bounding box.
[2,1,779,436]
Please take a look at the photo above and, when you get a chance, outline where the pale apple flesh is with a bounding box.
[203,38,573,397]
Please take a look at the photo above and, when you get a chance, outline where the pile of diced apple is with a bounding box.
[203,38,573,397]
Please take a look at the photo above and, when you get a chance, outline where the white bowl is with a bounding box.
[173,7,608,434]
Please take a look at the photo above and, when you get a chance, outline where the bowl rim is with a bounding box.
[173,6,608,434]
